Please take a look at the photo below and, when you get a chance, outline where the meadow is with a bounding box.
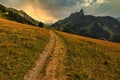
[0,18,49,80]
[56,31,120,80]
[0,18,120,80]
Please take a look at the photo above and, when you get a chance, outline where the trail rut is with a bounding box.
[24,31,66,80]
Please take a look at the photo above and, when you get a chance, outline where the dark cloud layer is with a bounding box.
[0,0,120,23]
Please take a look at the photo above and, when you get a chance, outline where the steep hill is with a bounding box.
[51,9,120,43]
[0,18,120,80]
[0,4,43,26]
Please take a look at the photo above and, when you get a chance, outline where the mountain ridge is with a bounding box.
[0,4,43,26]
[51,9,120,43]
[116,18,120,22]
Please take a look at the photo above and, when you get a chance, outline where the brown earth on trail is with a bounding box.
[24,31,66,80]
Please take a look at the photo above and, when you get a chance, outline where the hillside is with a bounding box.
[0,18,49,79]
[56,31,120,80]
[116,18,120,22]
[0,18,120,80]
[51,9,120,43]
[0,4,43,26]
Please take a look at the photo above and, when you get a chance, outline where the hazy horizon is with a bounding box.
[0,0,120,23]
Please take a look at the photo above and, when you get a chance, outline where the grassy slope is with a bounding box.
[56,31,120,80]
[0,17,120,80]
[0,18,49,80]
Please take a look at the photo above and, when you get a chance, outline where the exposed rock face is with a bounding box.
[79,9,84,16]
[51,9,120,43]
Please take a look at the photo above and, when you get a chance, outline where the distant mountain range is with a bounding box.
[0,4,43,26]
[51,9,120,43]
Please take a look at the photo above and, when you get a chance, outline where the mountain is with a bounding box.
[116,18,120,22]
[0,18,120,80]
[51,9,120,43]
[0,4,43,26]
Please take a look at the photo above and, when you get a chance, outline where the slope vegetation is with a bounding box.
[0,18,120,80]
[0,4,42,26]
[0,18,49,79]
[56,31,120,80]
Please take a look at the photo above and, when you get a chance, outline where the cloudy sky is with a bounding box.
[0,0,120,23]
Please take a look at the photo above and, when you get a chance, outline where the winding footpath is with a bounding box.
[24,31,66,80]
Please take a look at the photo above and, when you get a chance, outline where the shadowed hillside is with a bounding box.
[0,4,43,26]
[51,9,120,43]
[116,18,120,22]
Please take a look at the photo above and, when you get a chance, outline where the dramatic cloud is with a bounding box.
[0,0,120,23]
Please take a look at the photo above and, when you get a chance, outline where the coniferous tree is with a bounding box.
[39,22,44,27]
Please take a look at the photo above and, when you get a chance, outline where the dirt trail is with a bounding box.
[24,31,66,80]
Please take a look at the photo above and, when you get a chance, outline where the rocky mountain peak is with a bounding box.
[51,9,120,43]
[79,9,84,16]
[69,9,85,18]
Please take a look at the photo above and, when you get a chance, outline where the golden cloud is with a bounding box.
[21,3,58,23]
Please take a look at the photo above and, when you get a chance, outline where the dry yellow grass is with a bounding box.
[56,31,120,80]
[0,18,49,80]
[57,31,120,50]
[0,18,120,80]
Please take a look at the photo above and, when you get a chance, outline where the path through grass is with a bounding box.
[0,18,49,80]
